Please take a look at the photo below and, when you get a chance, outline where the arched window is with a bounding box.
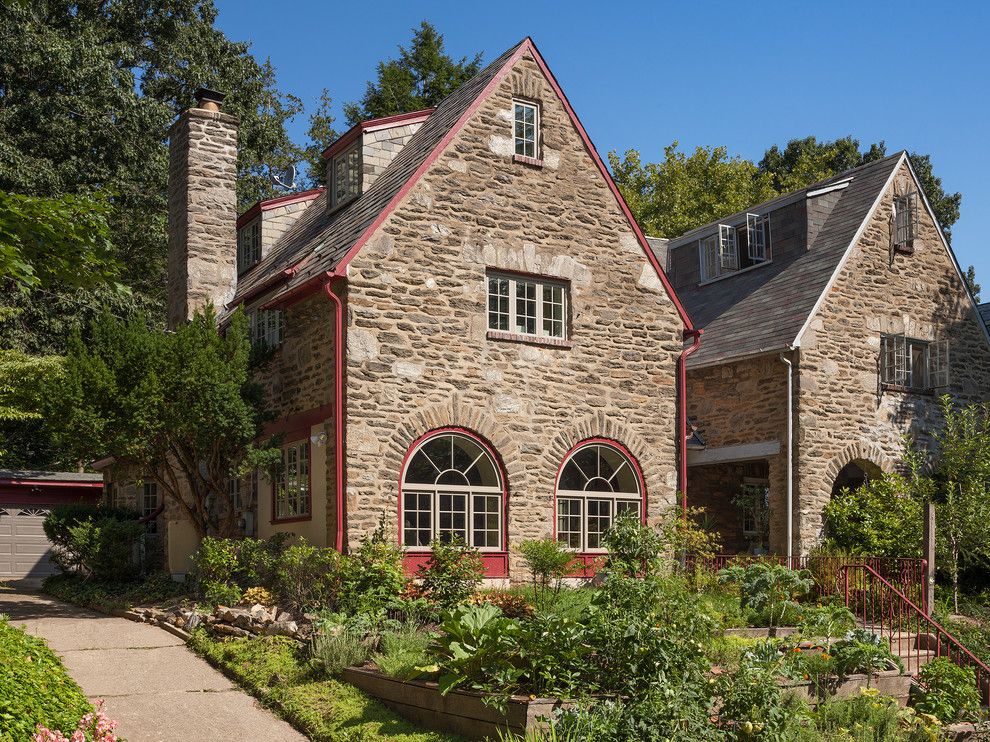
[555,440,644,552]
[401,431,504,551]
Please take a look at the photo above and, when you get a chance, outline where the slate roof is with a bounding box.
[231,40,526,308]
[668,153,904,368]
[0,470,103,483]
[979,303,990,328]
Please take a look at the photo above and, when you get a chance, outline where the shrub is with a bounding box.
[912,657,981,722]
[271,541,342,613]
[797,602,856,650]
[0,616,92,741]
[372,627,432,680]
[807,689,940,742]
[516,539,574,603]
[470,590,534,619]
[311,631,370,677]
[240,586,275,607]
[44,504,144,580]
[718,562,812,629]
[191,536,239,591]
[717,650,807,740]
[822,473,923,558]
[31,700,119,742]
[237,533,292,586]
[601,512,663,577]
[339,520,406,615]
[417,537,483,609]
[202,581,242,606]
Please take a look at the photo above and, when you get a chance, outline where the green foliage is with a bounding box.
[372,626,433,680]
[600,511,664,577]
[417,536,483,610]
[48,307,276,539]
[516,538,575,603]
[609,142,777,238]
[344,21,483,126]
[802,690,940,742]
[717,648,806,741]
[311,631,370,677]
[965,265,982,302]
[824,474,924,558]
[0,615,93,742]
[830,630,902,679]
[43,503,144,580]
[338,519,407,615]
[271,542,343,613]
[42,571,186,613]
[718,563,812,628]
[758,136,883,194]
[797,602,857,650]
[301,88,337,188]
[912,657,981,722]
[469,589,534,619]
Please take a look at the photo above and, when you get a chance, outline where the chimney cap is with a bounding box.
[194,88,226,111]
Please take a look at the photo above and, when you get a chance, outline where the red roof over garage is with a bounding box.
[0,470,104,506]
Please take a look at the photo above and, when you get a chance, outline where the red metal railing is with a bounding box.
[691,554,928,612]
[841,563,990,705]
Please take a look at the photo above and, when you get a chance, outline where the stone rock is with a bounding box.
[212,623,251,638]
[218,606,252,624]
[186,613,202,631]
[265,620,299,638]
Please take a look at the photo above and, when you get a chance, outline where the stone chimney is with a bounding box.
[167,88,239,329]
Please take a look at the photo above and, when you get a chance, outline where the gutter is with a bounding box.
[322,273,346,553]
[679,329,703,516]
[779,351,795,562]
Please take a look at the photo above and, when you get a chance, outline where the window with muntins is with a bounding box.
[237,220,261,274]
[513,101,538,158]
[249,308,284,350]
[487,273,567,340]
[556,442,642,552]
[894,192,919,249]
[332,143,361,207]
[275,442,310,519]
[698,214,771,282]
[401,432,503,550]
[142,482,158,534]
[880,334,949,391]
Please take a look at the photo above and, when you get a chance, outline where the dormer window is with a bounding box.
[698,214,771,283]
[894,191,919,253]
[513,101,539,159]
[332,142,361,207]
[237,219,261,274]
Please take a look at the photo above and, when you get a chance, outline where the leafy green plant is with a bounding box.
[717,649,808,741]
[311,631,370,677]
[718,562,812,630]
[802,689,941,742]
[798,602,856,650]
[191,536,240,590]
[42,571,185,612]
[43,504,144,580]
[831,630,902,680]
[271,541,342,613]
[912,657,981,722]
[339,516,407,615]
[516,538,575,604]
[372,626,433,680]
[237,533,292,587]
[417,536,483,609]
[822,473,923,558]
[469,590,533,619]
[203,580,242,607]
[600,511,663,577]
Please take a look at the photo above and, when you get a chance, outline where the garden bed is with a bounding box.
[781,668,913,707]
[342,667,565,740]
[723,626,798,639]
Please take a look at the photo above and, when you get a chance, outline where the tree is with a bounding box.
[302,89,338,188]
[608,142,777,238]
[758,136,886,194]
[964,266,981,302]
[908,152,962,242]
[48,307,279,539]
[343,21,483,126]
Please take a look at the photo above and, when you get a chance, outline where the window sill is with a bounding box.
[486,330,572,348]
[271,514,312,525]
[881,383,935,397]
[699,260,772,287]
[513,154,544,168]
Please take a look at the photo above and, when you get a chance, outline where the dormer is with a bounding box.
[322,108,433,212]
[235,188,323,275]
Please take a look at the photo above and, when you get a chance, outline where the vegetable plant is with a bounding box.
[912,657,981,722]
[718,562,812,631]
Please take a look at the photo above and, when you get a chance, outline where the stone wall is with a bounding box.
[167,107,238,329]
[341,50,685,576]
[795,159,990,549]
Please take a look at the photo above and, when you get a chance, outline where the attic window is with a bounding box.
[894,191,919,253]
[237,219,261,274]
[698,214,772,282]
[513,101,539,159]
[332,142,361,207]
[880,334,949,392]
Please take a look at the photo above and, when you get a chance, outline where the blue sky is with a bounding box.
[214,0,990,287]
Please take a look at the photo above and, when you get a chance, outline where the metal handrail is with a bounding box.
[841,563,990,705]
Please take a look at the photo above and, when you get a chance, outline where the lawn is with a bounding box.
[188,630,461,742]
[0,615,92,742]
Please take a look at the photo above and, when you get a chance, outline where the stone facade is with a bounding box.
[167,107,238,329]
[342,50,684,576]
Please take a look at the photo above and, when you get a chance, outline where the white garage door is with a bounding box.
[0,507,57,579]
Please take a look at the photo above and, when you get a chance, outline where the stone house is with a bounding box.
[158,37,693,578]
[659,153,990,556]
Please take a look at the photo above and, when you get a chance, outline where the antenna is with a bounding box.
[268,163,297,191]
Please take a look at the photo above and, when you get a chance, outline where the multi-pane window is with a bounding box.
[894,192,919,249]
[275,442,310,519]
[401,432,503,550]
[880,334,949,391]
[556,442,642,552]
[142,482,158,535]
[332,143,361,207]
[237,220,261,274]
[699,215,771,282]
[746,213,769,262]
[513,101,538,158]
[487,273,568,340]
[227,475,242,510]
[249,308,284,350]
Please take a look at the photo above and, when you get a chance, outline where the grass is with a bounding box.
[188,629,461,741]
[42,571,187,612]
[0,615,92,741]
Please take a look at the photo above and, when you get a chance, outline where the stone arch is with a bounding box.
[825,441,895,497]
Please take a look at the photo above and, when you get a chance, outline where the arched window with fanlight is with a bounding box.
[555,440,644,552]
[401,430,504,551]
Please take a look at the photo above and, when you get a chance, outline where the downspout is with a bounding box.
[779,352,794,564]
[679,329,703,518]
[323,274,346,553]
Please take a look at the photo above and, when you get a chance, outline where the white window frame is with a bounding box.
[746,213,769,262]
[555,442,643,553]
[237,219,261,274]
[249,308,284,350]
[275,441,310,520]
[401,432,504,552]
[894,191,919,248]
[487,272,567,340]
[718,224,739,272]
[332,142,361,208]
[880,334,949,391]
[142,482,158,535]
[699,235,719,282]
[513,100,539,159]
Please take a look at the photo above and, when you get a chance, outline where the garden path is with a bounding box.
[0,588,307,742]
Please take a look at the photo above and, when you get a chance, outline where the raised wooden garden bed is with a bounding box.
[781,669,912,707]
[341,667,565,740]
[723,626,798,639]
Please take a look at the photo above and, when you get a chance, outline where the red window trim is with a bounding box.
[397,426,509,578]
[271,438,313,525]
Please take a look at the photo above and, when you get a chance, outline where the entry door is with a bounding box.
[0,507,57,579]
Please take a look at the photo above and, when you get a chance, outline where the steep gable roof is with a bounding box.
[670,153,904,367]
[230,38,691,329]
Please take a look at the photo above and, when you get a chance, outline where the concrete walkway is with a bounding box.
[0,588,307,742]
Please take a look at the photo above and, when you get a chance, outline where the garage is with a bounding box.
[0,470,103,582]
